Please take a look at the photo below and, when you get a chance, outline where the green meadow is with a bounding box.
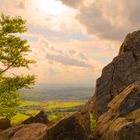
[11,100,84,125]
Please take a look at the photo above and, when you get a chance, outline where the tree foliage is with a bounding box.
[0,14,35,119]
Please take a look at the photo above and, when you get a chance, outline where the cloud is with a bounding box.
[16,1,26,9]
[46,53,90,67]
[76,2,126,41]
[0,0,119,86]
[59,0,140,41]
[78,52,88,61]
[1,0,28,10]
[19,38,102,85]
[58,0,83,8]
[38,38,96,68]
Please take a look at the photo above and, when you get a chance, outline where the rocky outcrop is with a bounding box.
[93,30,140,140]
[0,123,47,140]
[0,111,91,140]
[95,30,140,118]
[22,111,49,125]
[95,83,140,140]
[39,112,91,140]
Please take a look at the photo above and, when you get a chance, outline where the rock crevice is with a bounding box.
[95,30,140,118]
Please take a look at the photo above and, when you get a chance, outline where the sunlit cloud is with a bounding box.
[59,0,140,41]
[9,38,102,86]
[0,0,125,86]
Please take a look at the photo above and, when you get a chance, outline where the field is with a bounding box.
[11,86,93,125]
[11,100,84,125]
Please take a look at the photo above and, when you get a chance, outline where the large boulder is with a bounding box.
[95,83,140,140]
[39,112,91,140]
[22,111,49,125]
[0,110,91,140]
[0,123,47,140]
[95,30,140,118]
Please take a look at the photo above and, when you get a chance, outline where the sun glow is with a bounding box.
[31,0,78,31]
[34,0,66,16]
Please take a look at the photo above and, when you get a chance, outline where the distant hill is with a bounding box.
[20,84,95,101]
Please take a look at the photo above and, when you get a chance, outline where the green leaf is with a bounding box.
[0,14,36,119]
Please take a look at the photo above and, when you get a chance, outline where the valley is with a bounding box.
[12,86,94,125]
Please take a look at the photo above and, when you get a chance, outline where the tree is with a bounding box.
[0,14,35,119]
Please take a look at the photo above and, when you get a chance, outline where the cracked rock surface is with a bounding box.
[95,83,140,140]
[94,30,140,140]
[95,30,140,118]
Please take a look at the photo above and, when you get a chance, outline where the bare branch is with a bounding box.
[0,63,14,75]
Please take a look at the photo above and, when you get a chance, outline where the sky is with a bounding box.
[1,0,140,87]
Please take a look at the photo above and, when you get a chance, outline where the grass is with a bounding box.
[20,101,41,106]
[11,100,84,125]
[25,110,40,116]
[48,113,64,122]
[11,113,29,125]
[89,111,96,133]
[44,101,83,112]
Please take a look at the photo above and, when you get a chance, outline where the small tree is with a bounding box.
[0,14,35,119]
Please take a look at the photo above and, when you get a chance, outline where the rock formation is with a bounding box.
[93,30,140,140]
[39,112,91,140]
[22,111,49,125]
[95,83,140,140]
[95,30,140,118]
[0,123,47,140]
